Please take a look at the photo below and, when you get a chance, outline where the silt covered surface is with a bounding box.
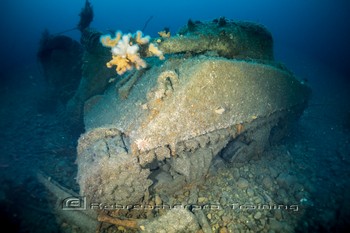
[84,56,309,152]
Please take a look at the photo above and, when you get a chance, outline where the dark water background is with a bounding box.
[0,0,349,232]
[1,0,349,80]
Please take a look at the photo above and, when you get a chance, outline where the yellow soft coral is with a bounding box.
[100,31,122,47]
[128,54,147,70]
[100,30,164,75]
[158,30,171,38]
[107,55,132,75]
[106,54,147,75]
[134,30,150,45]
[148,43,165,60]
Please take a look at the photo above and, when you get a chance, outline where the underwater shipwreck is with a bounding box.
[37,4,311,232]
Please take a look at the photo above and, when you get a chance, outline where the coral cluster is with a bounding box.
[100,30,164,75]
[158,29,171,38]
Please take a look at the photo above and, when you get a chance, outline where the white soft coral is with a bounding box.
[111,34,139,57]
[107,34,146,75]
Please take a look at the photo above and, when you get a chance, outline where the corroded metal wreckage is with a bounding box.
[39,19,310,232]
